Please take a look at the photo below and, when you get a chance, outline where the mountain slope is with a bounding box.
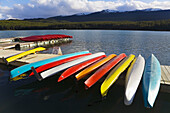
[48,9,170,22]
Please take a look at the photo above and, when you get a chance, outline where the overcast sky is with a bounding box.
[0,0,170,19]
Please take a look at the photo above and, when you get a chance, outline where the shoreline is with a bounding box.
[0,29,170,32]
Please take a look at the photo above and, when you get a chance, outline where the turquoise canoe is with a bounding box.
[10,51,90,78]
[142,54,161,108]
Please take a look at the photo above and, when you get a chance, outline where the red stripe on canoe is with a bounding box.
[20,34,73,42]
[29,53,91,76]
[84,53,127,89]
[58,55,106,82]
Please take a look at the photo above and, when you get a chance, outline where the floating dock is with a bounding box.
[0,37,71,50]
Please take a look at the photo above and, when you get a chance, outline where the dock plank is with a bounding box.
[161,66,169,81]
[161,65,170,82]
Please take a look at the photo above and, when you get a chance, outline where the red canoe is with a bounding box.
[29,53,91,76]
[20,34,73,42]
[58,55,106,82]
[84,53,127,89]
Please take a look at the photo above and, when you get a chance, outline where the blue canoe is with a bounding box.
[10,51,90,78]
[142,54,161,108]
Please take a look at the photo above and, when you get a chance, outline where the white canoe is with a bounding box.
[124,54,145,105]
[33,52,105,80]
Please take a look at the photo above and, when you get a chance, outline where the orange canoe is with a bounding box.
[58,55,106,82]
[75,54,117,81]
[84,53,127,89]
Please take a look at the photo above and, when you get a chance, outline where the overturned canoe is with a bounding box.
[58,55,106,82]
[4,47,46,64]
[32,52,106,80]
[142,54,161,108]
[20,34,73,42]
[29,53,92,76]
[10,51,90,78]
[124,54,145,105]
[85,53,126,89]
[101,54,135,97]
[76,54,117,81]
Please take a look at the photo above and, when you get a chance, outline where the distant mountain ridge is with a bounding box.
[46,8,170,22]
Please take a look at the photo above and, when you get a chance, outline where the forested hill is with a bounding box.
[46,9,170,22]
[0,9,170,31]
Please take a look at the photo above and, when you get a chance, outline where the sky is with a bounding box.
[0,0,170,19]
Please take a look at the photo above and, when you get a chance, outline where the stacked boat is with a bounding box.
[8,49,161,108]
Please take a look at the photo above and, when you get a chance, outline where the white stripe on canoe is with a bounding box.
[40,52,105,79]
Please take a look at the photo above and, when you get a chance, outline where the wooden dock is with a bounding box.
[0,49,59,66]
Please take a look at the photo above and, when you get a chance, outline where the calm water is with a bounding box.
[0,30,170,113]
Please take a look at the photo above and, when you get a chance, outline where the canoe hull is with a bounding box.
[142,54,161,108]
[76,54,117,81]
[29,53,92,76]
[58,55,106,82]
[100,54,135,97]
[124,54,145,105]
[10,51,90,78]
[85,53,126,89]
[39,52,106,79]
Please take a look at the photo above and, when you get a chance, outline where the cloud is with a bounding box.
[0,0,170,19]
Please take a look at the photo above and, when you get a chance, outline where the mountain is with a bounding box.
[47,9,170,22]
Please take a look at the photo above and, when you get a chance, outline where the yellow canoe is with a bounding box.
[5,47,46,63]
[75,54,117,80]
[100,54,135,97]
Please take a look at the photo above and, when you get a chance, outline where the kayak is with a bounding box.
[124,54,145,105]
[10,51,90,78]
[20,34,73,42]
[32,52,106,80]
[101,54,135,97]
[29,53,92,76]
[4,47,46,64]
[76,54,117,81]
[58,55,106,82]
[142,54,161,108]
[85,53,126,89]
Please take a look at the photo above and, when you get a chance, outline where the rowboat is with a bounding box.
[101,54,135,97]
[29,53,92,76]
[20,34,72,42]
[85,53,126,89]
[58,55,106,82]
[4,47,46,64]
[10,51,90,78]
[32,52,106,80]
[124,54,145,105]
[142,54,161,108]
[76,54,117,81]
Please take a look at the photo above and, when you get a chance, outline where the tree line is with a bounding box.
[0,19,170,31]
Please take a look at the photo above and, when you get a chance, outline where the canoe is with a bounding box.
[4,47,46,64]
[29,53,92,76]
[85,53,126,89]
[10,51,90,78]
[20,34,73,42]
[76,54,117,81]
[32,52,106,80]
[58,55,106,82]
[124,54,145,105]
[142,54,161,108]
[101,54,135,97]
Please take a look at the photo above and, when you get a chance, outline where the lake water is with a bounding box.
[0,30,170,113]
